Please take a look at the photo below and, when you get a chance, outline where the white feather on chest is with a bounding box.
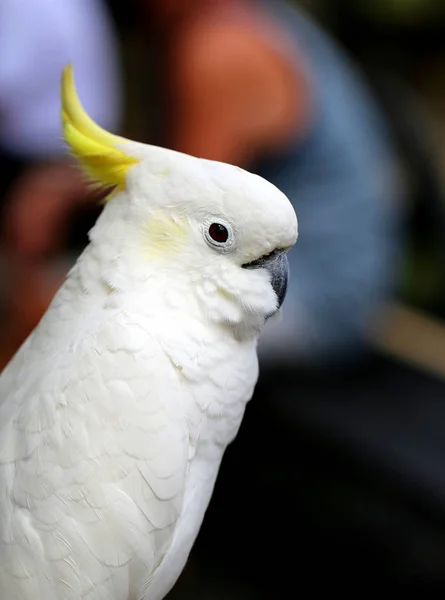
[0,252,258,600]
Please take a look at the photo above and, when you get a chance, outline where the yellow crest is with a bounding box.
[60,64,137,190]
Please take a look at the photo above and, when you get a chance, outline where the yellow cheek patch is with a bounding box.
[217,288,233,300]
[141,212,188,258]
[60,64,138,192]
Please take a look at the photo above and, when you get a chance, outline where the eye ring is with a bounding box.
[202,218,235,251]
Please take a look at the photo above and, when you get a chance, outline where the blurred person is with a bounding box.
[0,0,121,356]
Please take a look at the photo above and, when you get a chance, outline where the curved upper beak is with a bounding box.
[242,250,289,310]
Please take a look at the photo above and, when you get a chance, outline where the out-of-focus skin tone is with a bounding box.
[140,0,311,165]
[2,160,102,258]
[1,160,106,355]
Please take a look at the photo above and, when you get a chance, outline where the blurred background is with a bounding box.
[1,0,445,596]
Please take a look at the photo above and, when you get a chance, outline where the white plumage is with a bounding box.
[0,66,297,599]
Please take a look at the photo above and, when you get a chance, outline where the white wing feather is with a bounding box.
[0,291,189,600]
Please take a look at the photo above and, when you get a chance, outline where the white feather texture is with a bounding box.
[0,107,297,598]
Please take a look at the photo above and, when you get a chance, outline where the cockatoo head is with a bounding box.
[61,66,297,331]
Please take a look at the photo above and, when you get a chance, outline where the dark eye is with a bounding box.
[208,223,229,244]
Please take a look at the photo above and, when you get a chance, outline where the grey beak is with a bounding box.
[268,252,289,309]
[242,250,289,309]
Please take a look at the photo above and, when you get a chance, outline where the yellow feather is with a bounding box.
[141,212,188,258]
[60,64,137,190]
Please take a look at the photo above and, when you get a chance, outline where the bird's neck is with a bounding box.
[69,233,265,344]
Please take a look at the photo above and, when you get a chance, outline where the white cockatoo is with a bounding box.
[0,65,298,600]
